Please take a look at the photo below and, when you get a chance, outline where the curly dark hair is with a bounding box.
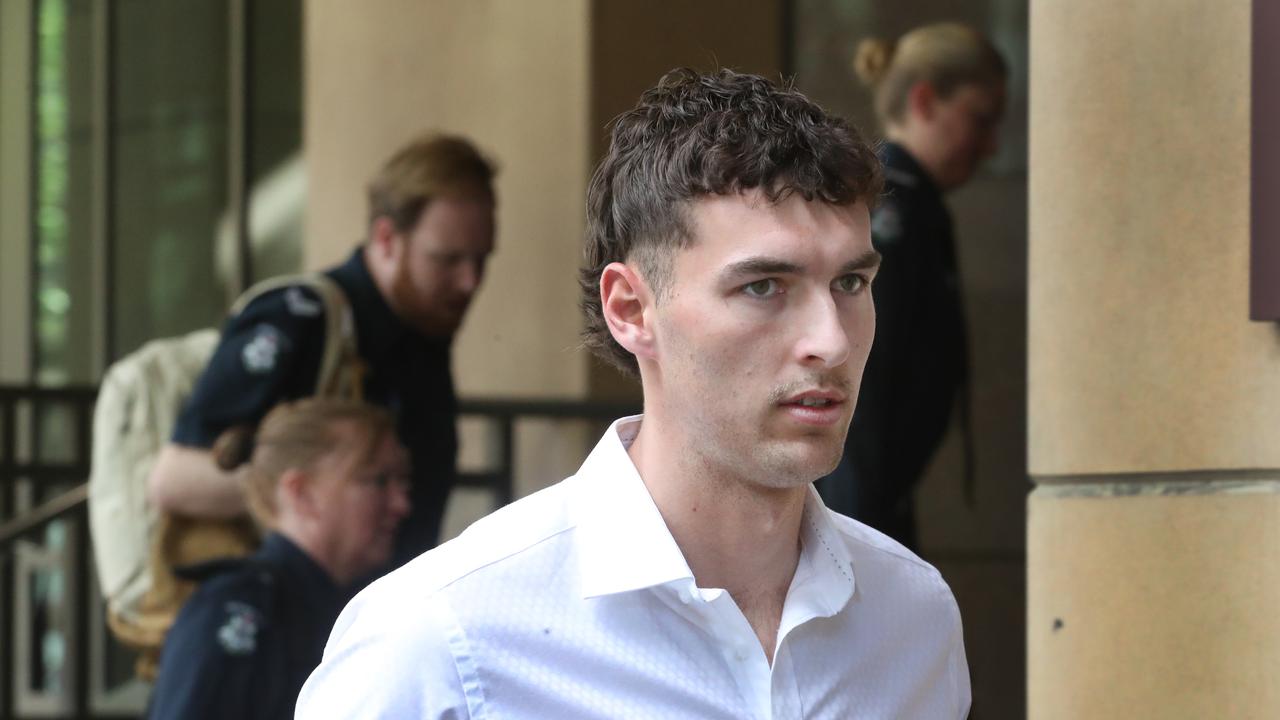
[579,68,883,376]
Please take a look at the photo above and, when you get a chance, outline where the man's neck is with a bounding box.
[884,126,949,192]
[279,518,350,587]
[626,412,807,662]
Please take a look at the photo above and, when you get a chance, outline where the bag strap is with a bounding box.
[229,273,364,400]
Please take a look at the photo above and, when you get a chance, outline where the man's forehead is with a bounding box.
[685,190,869,243]
[410,195,496,248]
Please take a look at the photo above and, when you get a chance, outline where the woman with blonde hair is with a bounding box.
[819,23,1006,550]
[148,399,411,720]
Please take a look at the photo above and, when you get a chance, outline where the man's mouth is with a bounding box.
[781,389,847,405]
[794,397,836,408]
[778,389,848,426]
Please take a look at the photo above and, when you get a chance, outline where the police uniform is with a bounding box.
[146,533,350,720]
[816,142,970,550]
[173,249,457,566]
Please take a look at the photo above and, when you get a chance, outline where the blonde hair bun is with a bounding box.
[853,38,896,87]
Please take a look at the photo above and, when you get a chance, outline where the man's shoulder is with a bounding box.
[165,561,278,659]
[366,477,580,601]
[230,281,330,330]
[824,510,954,598]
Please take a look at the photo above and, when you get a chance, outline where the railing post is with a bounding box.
[2,397,14,720]
[73,503,90,718]
[496,415,514,509]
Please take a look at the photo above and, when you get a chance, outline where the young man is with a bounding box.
[148,134,496,565]
[297,69,970,718]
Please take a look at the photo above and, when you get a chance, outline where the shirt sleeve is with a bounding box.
[172,287,327,448]
[295,587,472,719]
[946,589,972,719]
[147,587,265,720]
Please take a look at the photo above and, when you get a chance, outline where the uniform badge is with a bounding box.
[217,601,262,655]
[284,287,322,317]
[242,324,285,374]
[872,201,904,246]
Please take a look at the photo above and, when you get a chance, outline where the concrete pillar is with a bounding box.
[1028,1,1280,717]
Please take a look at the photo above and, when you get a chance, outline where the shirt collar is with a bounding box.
[259,532,349,609]
[786,486,857,620]
[571,416,857,616]
[572,416,697,599]
[881,141,941,198]
[327,247,446,361]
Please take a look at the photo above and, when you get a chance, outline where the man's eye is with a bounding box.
[834,274,866,294]
[743,279,780,298]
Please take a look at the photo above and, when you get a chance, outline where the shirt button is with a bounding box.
[678,588,694,604]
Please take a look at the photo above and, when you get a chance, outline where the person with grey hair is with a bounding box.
[296,68,970,718]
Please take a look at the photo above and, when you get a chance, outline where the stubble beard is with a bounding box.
[687,390,850,493]
[388,265,462,338]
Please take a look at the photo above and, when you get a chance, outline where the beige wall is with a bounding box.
[1028,0,1280,717]
[1029,0,1279,476]
[1028,486,1280,718]
[306,0,592,402]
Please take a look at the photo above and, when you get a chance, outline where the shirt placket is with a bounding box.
[702,591,776,719]
[768,641,804,720]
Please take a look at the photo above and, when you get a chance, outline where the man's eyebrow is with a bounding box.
[719,249,883,282]
[840,249,882,274]
[719,257,805,281]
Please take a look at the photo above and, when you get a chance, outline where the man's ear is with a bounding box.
[278,467,314,517]
[600,262,657,363]
[907,80,939,122]
[369,217,404,261]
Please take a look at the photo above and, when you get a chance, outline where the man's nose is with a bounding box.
[387,482,412,521]
[455,259,483,296]
[796,293,852,368]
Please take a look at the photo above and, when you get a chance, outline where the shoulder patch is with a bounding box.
[217,601,262,655]
[284,287,323,317]
[871,201,905,246]
[241,323,290,374]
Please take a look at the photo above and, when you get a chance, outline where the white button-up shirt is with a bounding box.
[296,416,970,719]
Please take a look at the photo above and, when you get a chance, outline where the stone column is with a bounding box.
[1028,1,1280,717]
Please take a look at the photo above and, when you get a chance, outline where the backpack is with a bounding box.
[88,273,362,676]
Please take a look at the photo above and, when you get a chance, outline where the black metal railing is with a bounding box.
[0,384,636,720]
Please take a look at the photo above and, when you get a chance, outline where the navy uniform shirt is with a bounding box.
[173,248,457,565]
[147,534,350,720]
[818,142,969,548]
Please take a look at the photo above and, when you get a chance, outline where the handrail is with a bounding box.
[0,385,640,720]
[0,397,639,550]
[0,395,639,551]
[0,483,88,547]
[458,397,637,419]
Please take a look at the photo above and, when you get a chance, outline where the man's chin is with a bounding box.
[410,314,463,338]
[801,432,849,476]
[756,440,845,488]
